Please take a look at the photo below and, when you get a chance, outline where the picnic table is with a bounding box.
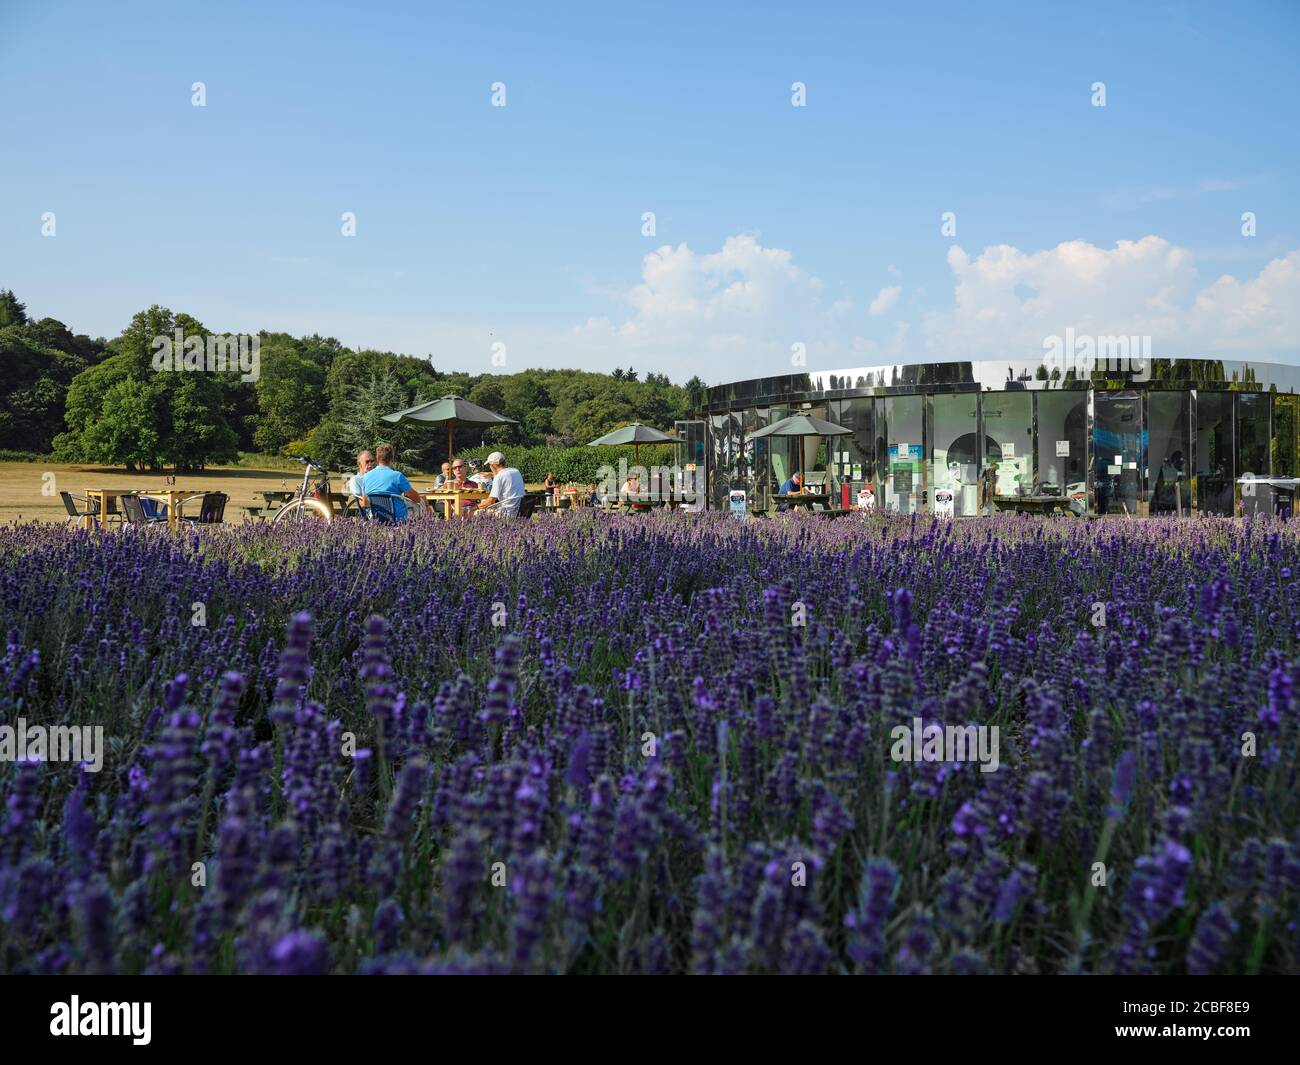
[991,495,1075,516]
[774,492,832,511]
[419,488,492,520]
[248,490,356,521]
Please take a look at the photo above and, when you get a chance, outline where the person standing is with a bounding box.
[472,451,525,518]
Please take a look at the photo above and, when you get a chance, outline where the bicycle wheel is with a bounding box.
[273,499,333,525]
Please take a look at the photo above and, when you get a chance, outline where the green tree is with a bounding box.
[253,344,327,452]
[0,289,28,328]
[79,378,161,468]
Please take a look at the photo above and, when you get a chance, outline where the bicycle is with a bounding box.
[273,457,335,524]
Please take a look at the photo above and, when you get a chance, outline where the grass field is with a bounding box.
[0,461,433,525]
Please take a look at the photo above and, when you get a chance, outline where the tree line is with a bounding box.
[0,290,709,472]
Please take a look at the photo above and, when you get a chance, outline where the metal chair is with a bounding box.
[184,492,228,526]
[60,491,98,525]
[120,495,166,526]
[361,493,400,524]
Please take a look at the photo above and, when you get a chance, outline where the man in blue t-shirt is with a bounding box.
[355,443,425,521]
[777,471,802,511]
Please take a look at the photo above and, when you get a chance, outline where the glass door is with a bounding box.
[1093,391,1143,515]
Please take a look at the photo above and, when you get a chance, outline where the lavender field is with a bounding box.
[1,513,1297,975]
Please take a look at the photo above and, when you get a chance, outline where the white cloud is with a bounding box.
[568,234,851,380]
[239,233,1300,381]
[922,236,1300,362]
[868,285,902,316]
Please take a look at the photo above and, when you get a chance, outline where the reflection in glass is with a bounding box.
[709,413,730,509]
[883,395,924,513]
[1093,392,1142,515]
[1274,394,1300,477]
[829,398,878,491]
[1036,392,1087,501]
[1237,393,1271,515]
[981,393,1033,501]
[927,392,979,516]
[1236,393,1270,478]
[1195,392,1233,515]
[1147,392,1191,515]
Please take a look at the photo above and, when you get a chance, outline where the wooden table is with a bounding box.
[420,488,491,519]
[82,487,144,529]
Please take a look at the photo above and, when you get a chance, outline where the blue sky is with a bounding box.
[2,0,1297,382]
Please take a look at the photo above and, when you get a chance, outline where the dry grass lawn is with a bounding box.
[0,461,369,525]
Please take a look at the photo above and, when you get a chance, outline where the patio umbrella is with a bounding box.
[382,394,517,462]
[746,413,852,491]
[586,422,678,464]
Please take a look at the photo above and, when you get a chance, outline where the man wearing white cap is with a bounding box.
[472,451,526,518]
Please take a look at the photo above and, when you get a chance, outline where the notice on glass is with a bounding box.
[892,466,913,495]
[1107,464,1122,475]
[1056,440,1070,457]
[1002,442,1015,458]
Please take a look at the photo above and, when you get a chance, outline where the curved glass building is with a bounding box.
[683,358,1300,517]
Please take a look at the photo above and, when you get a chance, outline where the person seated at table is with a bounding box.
[619,471,652,511]
[472,451,525,518]
[355,443,424,521]
[434,461,453,488]
[444,459,481,516]
[347,450,375,496]
[777,471,802,510]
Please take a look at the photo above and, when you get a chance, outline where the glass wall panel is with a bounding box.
[1195,391,1234,515]
[708,412,730,509]
[1274,394,1300,477]
[750,408,773,510]
[1093,392,1143,515]
[1147,391,1191,515]
[883,395,924,513]
[1036,392,1088,501]
[1236,392,1270,478]
[1237,392,1271,515]
[926,392,980,516]
[981,392,1033,504]
[829,398,876,490]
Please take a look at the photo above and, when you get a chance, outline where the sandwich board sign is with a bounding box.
[729,489,747,519]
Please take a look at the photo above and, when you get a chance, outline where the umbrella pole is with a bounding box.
[800,436,806,490]
[448,424,453,465]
